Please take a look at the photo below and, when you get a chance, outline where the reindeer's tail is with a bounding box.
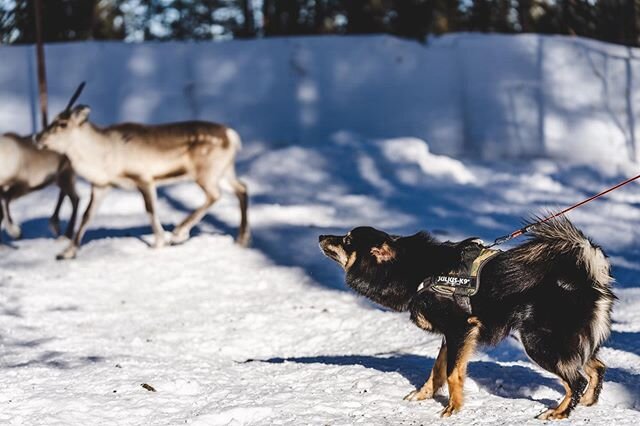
[225,128,242,151]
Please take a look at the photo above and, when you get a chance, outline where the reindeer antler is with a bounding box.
[65,81,86,112]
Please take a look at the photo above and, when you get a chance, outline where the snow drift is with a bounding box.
[1,33,639,163]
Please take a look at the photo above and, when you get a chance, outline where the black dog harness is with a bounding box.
[417,241,500,314]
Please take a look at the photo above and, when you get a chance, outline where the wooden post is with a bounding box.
[34,0,48,129]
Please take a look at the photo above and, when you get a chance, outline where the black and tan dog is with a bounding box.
[319,217,615,420]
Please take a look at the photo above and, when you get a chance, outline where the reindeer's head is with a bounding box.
[37,82,89,154]
[38,105,91,153]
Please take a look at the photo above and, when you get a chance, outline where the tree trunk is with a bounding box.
[517,0,532,32]
[34,0,48,129]
[240,0,255,37]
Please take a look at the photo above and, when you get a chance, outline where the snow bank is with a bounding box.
[2,152,640,423]
[1,34,639,163]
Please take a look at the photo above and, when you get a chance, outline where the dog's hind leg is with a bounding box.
[535,374,587,421]
[440,318,481,417]
[404,337,447,401]
[580,356,606,406]
[521,332,588,420]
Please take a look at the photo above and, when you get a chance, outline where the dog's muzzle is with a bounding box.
[318,235,344,262]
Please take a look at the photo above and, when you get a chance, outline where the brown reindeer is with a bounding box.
[38,101,249,259]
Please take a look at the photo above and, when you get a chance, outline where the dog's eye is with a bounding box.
[343,235,352,246]
[59,122,68,129]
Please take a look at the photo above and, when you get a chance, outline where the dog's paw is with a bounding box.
[579,391,598,407]
[404,389,433,401]
[536,409,568,420]
[440,403,460,418]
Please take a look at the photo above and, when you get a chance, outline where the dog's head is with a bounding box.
[319,226,397,271]
[319,226,426,311]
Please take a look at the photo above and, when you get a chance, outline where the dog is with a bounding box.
[319,217,615,420]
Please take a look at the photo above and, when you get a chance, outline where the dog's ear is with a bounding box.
[370,242,396,263]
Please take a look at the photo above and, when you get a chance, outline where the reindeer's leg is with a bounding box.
[0,195,4,242]
[49,190,65,237]
[138,181,165,248]
[63,178,80,240]
[225,166,250,246]
[441,318,481,417]
[1,196,21,240]
[171,179,220,245]
[54,164,79,240]
[405,338,448,401]
[57,185,109,260]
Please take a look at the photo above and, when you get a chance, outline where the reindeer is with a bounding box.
[37,88,249,260]
[0,130,80,243]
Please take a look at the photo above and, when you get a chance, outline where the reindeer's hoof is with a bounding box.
[236,232,251,247]
[49,219,61,237]
[7,224,22,240]
[170,231,189,246]
[56,246,77,260]
[404,389,433,401]
[536,409,569,420]
[152,238,166,249]
[441,403,460,418]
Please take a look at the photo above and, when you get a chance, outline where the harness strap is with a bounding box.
[470,248,500,277]
[416,248,500,314]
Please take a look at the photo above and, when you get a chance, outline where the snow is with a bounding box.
[2,33,640,162]
[1,34,640,424]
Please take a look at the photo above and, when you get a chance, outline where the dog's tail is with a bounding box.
[511,216,615,350]
[526,216,612,291]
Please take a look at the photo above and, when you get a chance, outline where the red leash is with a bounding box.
[489,172,640,247]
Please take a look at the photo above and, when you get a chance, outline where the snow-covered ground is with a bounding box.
[2,131,640,425]
[2,34,640,425]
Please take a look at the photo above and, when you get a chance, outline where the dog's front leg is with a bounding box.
[441,318,481,417]
[404,337,447,401]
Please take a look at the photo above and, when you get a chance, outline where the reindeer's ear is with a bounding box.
[370,242,396,263]
[71,105,91,124]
